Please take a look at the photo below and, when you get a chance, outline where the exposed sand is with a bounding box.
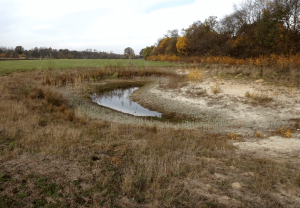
[142,70,300,161]
[62,70,300,161]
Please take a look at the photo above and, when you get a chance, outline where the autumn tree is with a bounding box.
[154,29,179,55]
[156,37,170,55]
[183,16,223,56]
[165,29,179,55]
[142,46,154,60]
[176,36,189,55]
[124,47,135,59]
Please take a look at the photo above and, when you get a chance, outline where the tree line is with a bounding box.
[142,0,300,60]
[0,46,142,59]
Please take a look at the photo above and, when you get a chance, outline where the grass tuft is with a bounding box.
[185,67,205,82]
[255,131,264,138]
[228,131,239,140]
[210,75,222,94]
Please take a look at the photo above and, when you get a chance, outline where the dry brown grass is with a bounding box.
[157,75,187,90]
[210,75,223,94]
[0,68,300,207]
[42,65,178,87]
[243,90,275,107]
[149,54,300,74]
[185,86,207,97]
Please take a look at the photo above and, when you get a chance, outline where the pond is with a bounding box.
[91,87,162,117]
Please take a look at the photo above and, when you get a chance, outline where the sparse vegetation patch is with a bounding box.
[0,62,300,207]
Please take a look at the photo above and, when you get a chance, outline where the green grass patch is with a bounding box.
[0,173,10,182]
[0,59,178,74]
[0,196,22,208]
[42,183,61,198]
[16,192,27,198]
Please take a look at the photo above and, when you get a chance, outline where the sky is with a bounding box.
[0,0,243,55]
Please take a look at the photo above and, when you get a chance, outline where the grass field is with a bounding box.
[0,59,178,74]
[0,64,300,207]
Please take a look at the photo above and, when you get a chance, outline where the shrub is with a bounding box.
[185,67,205,82]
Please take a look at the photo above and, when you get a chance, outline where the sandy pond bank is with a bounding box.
[60,70,300,162]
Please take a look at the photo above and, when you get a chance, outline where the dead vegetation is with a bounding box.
[158,75,187,90]
[0,66,300,207]
[42,65,177,87]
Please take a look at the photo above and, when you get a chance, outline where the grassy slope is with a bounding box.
[0,59,178,74]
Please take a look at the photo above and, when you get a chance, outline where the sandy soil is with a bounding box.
[133,69,300,161]
[233,135,300,160]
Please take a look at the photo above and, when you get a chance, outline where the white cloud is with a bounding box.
[31,25,53,30]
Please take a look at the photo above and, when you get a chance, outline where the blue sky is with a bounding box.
[0,0,242,54]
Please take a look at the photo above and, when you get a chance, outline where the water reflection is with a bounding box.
[91,87,162,117]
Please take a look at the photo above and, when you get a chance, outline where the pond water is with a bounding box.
[91,87,162,117]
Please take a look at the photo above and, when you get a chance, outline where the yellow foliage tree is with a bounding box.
[157,37,170,54]
[176,36,188,55]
